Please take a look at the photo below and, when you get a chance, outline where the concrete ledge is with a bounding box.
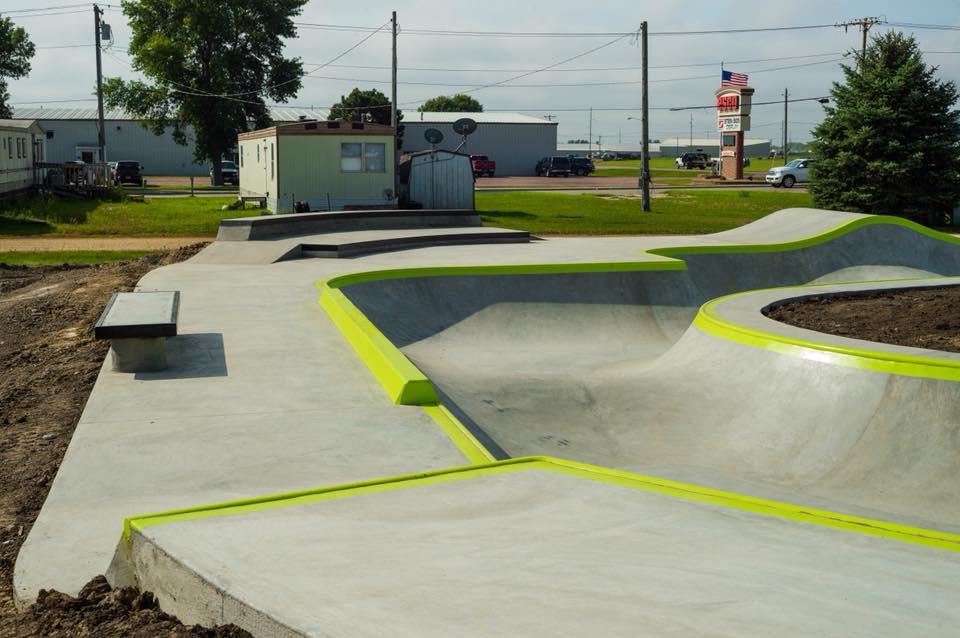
[298,228,530,258]
[697,278,960,381]
[216,209,483,241]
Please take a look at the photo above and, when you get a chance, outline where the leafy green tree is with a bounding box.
[417,94,483,113]
[103,0,306,184]
[0,17,36,119]
[328,88,404,149]
[328,88,396,125]
[810,31,960,225]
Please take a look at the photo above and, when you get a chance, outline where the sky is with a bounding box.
[3,0,960,146]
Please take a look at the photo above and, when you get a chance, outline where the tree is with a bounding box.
[0,17,35,119]
[328,88,395,125]
[810,31,960,225]
[103,0,306,184]
[417,94,483,113]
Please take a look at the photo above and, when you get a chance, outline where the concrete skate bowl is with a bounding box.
[322,210,960,533]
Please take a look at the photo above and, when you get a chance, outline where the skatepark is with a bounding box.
[13,207,960,636]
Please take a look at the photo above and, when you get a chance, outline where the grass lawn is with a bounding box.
[476,189,813,234]
[139,184,238,191]
[0,195,256,236]
[0,250,155,266]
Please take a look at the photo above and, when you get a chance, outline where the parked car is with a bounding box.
[569,156,595,176]
[535,156,572,177]
[107,161,118,183]
[766,158,815,188]
[675,152,710,169]
[469,154,496,177]
[211,161,239,185]
[114,160,144,185]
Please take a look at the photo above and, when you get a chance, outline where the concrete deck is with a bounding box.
[15,208,960,636]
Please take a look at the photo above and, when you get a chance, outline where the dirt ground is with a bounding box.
[0,245,251,637]
[0,237,212,252]
[766,285,960,353]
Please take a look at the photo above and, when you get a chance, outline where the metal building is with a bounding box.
[400,150,474,209]
[11,107,328,176]
[402,112,556,176]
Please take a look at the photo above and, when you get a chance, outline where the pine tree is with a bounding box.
[810,31,960,226]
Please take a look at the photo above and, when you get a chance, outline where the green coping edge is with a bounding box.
[696,283,960,382]
[123,455,960,552]
[647,213,960,258]
[319,287,438,405]
[422,404,496,464]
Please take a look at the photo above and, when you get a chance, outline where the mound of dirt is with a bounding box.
[0,243,260,636]
[14,575,251,637]
[765,285,960,353]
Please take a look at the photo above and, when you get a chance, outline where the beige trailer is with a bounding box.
[238,120,396,213]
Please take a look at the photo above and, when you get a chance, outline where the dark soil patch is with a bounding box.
[765,285,960,353]
[0,243,252,636]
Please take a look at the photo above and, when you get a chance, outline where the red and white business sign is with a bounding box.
[714,87,753,132]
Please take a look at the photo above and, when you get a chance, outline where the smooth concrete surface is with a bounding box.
[110,337,168,372]
[16,207,960,637]
[344,223,960,530]
[116,469,960,637]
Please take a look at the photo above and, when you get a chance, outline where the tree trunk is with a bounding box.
[211,156,223,186]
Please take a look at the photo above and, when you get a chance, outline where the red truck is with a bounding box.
[470,154,496,177]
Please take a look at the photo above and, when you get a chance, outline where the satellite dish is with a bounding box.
[424,128,444,144]
[452,118,478,136]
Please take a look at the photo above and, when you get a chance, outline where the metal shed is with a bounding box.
[401,150,474,210]
[403,112,556,176]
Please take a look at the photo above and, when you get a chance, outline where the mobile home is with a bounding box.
[238,120,396,213]
[0,119,45,196]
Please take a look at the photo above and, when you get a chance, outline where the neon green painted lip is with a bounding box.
[123,456,960,552]
[698,280,960,382]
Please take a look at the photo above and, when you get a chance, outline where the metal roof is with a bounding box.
[0,118,41,130]
[406,111,554,125]
[11,106,328,123]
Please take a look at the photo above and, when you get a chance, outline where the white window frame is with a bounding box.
[363,143,386,173]
[340,142,363,173]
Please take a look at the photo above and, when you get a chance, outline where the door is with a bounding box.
[81,151,94,163]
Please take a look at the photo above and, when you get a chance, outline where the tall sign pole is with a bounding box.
[640,21,650,211]
[391,11,398,203]
[94,4,106,162]
[782,87,788,166]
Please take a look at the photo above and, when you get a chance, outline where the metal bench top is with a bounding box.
[94,291,180,340]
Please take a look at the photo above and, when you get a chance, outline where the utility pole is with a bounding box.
[782,87,789,166]
[588,106,593,157]
[94,4,106,162]
[391,10,398,201]
[835,17,884,65]
[640,20,650,211]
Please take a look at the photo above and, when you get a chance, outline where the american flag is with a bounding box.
[721,70,748,87]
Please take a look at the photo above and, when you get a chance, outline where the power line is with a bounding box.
[291,21,839,37]
[2,8,89,18]
[0,2,90,14]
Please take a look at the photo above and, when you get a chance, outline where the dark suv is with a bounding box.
[114,160,144,185]
[535,156,572,177]
[675,152,710,169]
[569,157,595,176]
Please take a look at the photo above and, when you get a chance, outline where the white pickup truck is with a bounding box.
[766,158,815,188]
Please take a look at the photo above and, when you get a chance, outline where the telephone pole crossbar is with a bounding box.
[835,17,885,63]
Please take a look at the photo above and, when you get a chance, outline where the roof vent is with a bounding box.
[351,122,364,130]
[304,122,317,130]
[326,121,340,129]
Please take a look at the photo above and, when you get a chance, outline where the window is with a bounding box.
[256,144,260,163]
[240,146,244,167]
[46,130,54,140]
[364,143,386,172]
[340,143,362,172]
[7,137,11,159]
[16,138,22,159]
[270,142,274,179]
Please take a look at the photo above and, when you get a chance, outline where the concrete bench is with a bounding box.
[94,291,180,372]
